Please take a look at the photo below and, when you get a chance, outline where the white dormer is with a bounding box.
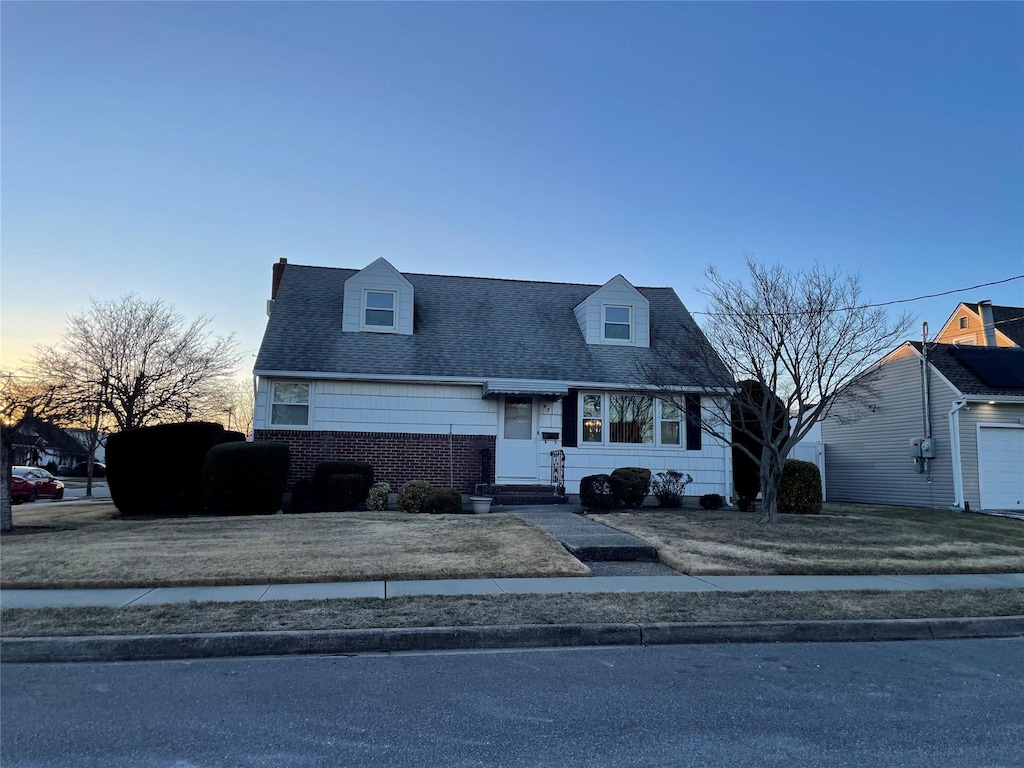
[342,258,415,335]
[573,274,650,347]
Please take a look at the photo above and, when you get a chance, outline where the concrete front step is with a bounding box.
[478,484,568,506]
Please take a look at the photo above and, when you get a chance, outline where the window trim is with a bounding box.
[361,289,398,331]
[577,391,692,448]
[659,399,682,446]
[269,380,312,428]
[601,304,634,344]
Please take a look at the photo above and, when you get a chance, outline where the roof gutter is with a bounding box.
[252,370,732,393]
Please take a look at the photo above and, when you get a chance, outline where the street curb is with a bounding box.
[2,616,1022,663]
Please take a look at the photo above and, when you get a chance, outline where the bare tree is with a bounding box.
[640,259,910,522]
[188,378,255,436]
[0,371,71,532]
[34,295,240,433]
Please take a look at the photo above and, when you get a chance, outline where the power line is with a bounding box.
[691,274,1024,317]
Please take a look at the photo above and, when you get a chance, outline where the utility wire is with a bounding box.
[691,274,1024,317]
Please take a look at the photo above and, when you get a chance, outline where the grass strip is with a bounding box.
[2,588,1021,638]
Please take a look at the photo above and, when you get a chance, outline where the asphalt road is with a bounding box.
[2,638,1022,767]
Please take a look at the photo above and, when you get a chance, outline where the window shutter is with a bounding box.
[685,394,702,451]
[561,389,579,448]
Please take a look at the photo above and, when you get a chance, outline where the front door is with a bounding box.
[497,396,538,481]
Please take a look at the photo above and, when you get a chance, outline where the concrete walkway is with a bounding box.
[2,573,1022,609]
[512,509,658,562]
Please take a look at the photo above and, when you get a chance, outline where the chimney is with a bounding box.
[271,258,287,301]
[978,299,997,346]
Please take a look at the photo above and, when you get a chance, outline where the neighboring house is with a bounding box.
[933,300,1023,347]
[8,416,85,473]
[66,429,108,463]
[822,341,1024,511]
[253,257,734,496]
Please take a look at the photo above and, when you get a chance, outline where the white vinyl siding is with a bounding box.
[342,258,414,335]
[573,275,650,347]
[258,379,498,435]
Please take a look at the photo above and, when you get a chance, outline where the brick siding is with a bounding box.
[253,430,496,491]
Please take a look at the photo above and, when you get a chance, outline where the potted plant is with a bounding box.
[470,495,493,514]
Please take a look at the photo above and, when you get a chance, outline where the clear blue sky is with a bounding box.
[3,2,1022,370]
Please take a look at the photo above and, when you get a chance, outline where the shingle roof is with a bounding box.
[9,417,86,455]
[255,264,730,388]
[964,303,1024,346]
[911,341,1024,397]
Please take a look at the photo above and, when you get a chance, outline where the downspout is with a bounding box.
[948,398,967,509]
[921,323,932,473]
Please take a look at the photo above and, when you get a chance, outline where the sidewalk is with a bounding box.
[2,572,1022,609]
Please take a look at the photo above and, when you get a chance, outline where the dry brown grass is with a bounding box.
[2,588,1020,637]
[592,503,1024,575]
[0,511,589,589]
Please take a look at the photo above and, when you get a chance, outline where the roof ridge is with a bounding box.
[281,263,675,291]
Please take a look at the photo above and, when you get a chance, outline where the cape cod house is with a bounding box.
[253,257,734,497]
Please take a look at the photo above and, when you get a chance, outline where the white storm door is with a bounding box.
[497,396,538,480]
[978,425,1024,510]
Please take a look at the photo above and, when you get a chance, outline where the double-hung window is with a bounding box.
[364,290,396,329]
[659,400,681,445]
[270,382,310,426]
[582,394,604,443]
[603,305,632,342]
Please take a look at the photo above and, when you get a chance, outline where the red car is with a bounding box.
[10,466,65,503]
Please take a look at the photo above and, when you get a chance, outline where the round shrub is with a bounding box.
[328,474,366,511]
[736,496,757,513]
[202,442,290,516]
[367,482,391,511]
[777,459,822,514]
[699,493,725,510]
[107,421,234,516]
[651,470,693,508]
[579,474,626,511]
[420,488,464,514]
[314,461,374,503]
[398,480,435,513]
[611,467,652,508]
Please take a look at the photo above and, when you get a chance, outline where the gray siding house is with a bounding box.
[823,342,1024,511]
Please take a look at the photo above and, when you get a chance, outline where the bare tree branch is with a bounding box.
[638,258,910,522]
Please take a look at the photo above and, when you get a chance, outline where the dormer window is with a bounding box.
[603,305,632,342]
[363,290,396,329]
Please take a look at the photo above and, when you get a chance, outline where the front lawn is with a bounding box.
[2,588,1021,637]
[0,509,589,589]
[591,503,1024,575]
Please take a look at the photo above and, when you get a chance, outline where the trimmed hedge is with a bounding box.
[107,421,235,516]
[699,493,725,510]
[579,474,626,511]
[398,480,435,513]
[202,442,289,516]
[777,459,823,514]
[314,461,374,503]
[420,488,464,514]
[611,467,651,508]
[328,473,366,511]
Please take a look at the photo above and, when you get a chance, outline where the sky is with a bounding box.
[2,2,1022,374]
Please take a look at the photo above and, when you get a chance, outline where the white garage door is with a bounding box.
[978,426,1024,510]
